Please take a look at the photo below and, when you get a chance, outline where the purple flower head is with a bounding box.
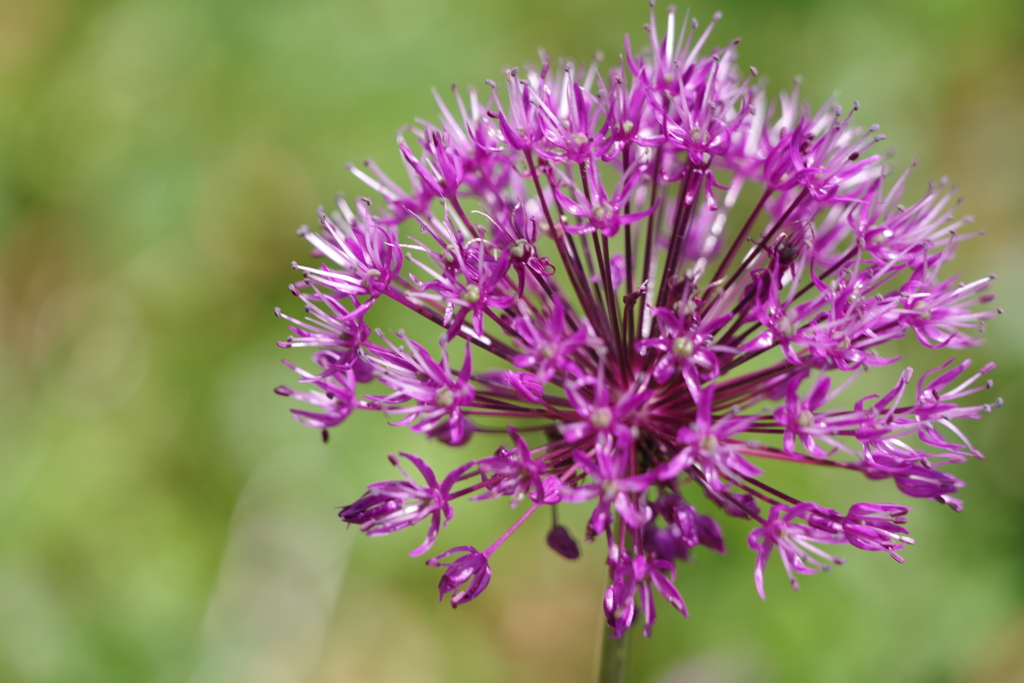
[278,5,999,637]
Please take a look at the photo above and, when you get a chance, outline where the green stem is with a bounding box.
[597,623,632,683]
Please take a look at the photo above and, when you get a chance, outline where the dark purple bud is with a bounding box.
[547,525,580,560]
[696,514,726,554]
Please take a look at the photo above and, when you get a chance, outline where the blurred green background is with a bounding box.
[0,0,1022,681]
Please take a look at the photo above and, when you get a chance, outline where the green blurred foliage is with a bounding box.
[0,0,1022,681]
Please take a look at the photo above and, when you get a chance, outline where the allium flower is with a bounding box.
[277,6,1001,638]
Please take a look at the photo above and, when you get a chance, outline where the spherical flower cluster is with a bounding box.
[276,7,1000,638]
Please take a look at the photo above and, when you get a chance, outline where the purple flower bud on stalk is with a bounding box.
[427,546,492,607]
[547,525,581,560]
[278,4,1000,637]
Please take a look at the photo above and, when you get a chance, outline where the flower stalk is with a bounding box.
[598,622,632,683]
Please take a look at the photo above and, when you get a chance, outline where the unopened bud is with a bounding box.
[547,525,580,559]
